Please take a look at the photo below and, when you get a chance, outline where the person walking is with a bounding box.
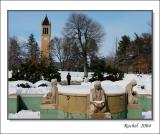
[67,73,71,85]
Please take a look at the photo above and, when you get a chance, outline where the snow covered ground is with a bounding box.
[8,72,152,95]
[58,71,93,81]
[9,110,40,119]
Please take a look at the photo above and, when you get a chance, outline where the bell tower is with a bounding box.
[41,15,51,59]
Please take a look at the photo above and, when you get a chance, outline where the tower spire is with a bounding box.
[42,14,50,25]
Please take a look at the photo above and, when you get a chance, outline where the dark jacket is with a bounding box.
[67,74,71,80]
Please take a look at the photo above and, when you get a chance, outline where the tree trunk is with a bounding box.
[83,55,88,78]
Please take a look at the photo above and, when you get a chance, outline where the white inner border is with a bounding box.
[1,1,159,133]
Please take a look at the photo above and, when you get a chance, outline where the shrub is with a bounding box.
[17,83,31,88]
[89,56,124,82]
[105,65,124,81]
[141,85,145,89]
[89,65,124,82]
[38,83,48,87]
[10,59,61,83]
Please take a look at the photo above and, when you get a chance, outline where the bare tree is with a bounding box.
[51,37,64,69]
[63,13,104,77]
[63,38,84,71]
[105,52,116,68]
[61,37,73,70]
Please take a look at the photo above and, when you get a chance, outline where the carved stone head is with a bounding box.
[51,79,57,86]
[130,80,137,87]
[94,81,102,90]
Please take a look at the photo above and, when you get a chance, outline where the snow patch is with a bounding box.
[142,111,152,119]
[9,71,13,79]
[9,110,40,119]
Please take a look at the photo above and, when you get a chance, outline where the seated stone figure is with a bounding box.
[125,80,138,104]
[42,79,58,105]
[89,81,111,119]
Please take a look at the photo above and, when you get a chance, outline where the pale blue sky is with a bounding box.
[8,11,152,57]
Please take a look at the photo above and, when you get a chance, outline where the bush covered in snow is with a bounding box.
[34,80,51,87]
[10,80,35,88]
[38,83,47,87]
[17,83,31,88]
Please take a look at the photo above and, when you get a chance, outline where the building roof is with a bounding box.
[42,15,50,25]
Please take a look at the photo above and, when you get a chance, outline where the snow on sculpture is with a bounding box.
[125,80,138,104]
[89,81,111,119]
[42,79,58,105]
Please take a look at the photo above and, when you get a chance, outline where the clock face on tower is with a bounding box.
[44,37,47,40]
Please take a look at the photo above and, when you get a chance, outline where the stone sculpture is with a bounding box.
[125,80,138,104]
[84,77,89,83]
[42,79,58,105]
[89,81,111,119]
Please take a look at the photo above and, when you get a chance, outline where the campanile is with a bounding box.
[41,15,51,59]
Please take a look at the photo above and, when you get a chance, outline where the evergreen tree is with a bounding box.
[115,33,152,73]
[116,35,131,72]
[26,34,40,63]
[8,37,21,70]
